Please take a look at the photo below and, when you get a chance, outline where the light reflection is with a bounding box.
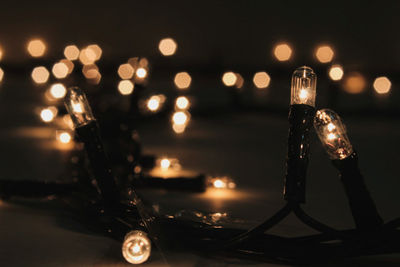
[174,72,192,89]
[373,76,391,94]
[253,72,270,89]
[328,64,344,81]
[273,43,292,61]
[32,66,50,84]
[118,80,135,95]
[343,72,366,94]
[64,45,80,60]
[315,45,334,63]
[158,38,177,56]
[27,39,46,57]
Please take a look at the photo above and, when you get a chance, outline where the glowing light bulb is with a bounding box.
[290,66,317,107]
[136,68,147,78]
[64,87,95,127]
[160,158,171,170]
[57,131,72,144]
[314,109,354,160]
[172,111,189,126]
[175,96,190,110]
[147,96,161,111]
[40,107,57,122]
[49,83,67,99]
[122,230,151,265]
[208,176,236,189]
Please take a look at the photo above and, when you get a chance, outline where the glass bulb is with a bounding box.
[314,109,353,160]
[122,230,151,265]
[64,87,95,127]
[290,66,317,107]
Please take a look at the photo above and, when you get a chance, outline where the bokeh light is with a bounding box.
[158,38,177,56]
[0,68,4,82]
[273,43,292,61]
[49,83,67,99]
[118,63,135,79]
[64,45,80,60]
[52,62,69,79]
[27,39,46,57]
[253,72,271,89]
[315,45,334,63]
[343,72,366,94]
[82,64,99,79]
[0,47,3,61]
[172,123,186,134]
[118,80,135,95]
[147,95,161,111]
[172,111,189,125]
[373,76,391,94]
[174,72,192,89]
[79,48,97,65]
[222,72,237,87]
[31,66,50,84]
[57,131,72,144]
[328,65,344,81]
[40,106,57,122]
[60,59,74,74]
[136,67,147,79]
[87,44,102,61]
[175,96,190,110]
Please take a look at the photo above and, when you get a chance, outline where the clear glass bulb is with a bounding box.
[290,66,317,107]
[314,109,354,160]
[122,230,151,265]
[64,87,95,127]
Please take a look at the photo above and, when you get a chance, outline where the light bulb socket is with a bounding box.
[332,151,383,230]
[284,104,315,203]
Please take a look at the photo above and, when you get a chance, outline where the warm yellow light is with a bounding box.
[64,45,80,60]
[27,39,46,57]
[118,80,135,95]
[315,45,334,63]
[328,65,344,81]
[373,76,391,94]
[31,66,50,84]
[172,111,189,125]
[327,133,336,140]
[0,47,3,61]
[60,59,74,74]
[79,48,96,65]
[57,131,72,144]
[273,43,292,61]
[72,102,83,113]
[213,179,225,189]
[160,158,171,170]
[175,96,190,110]
[147,96,161,111]
[343,72,366,94]
[136,68,147,78]
[62,114,74,129]
[327,123,336,132]
[172,123,186,134]
[253,72,270,89]
[158,38,177,56]
[40,107,57,122]
[0,68,3,82]
[87,44,102,61]
[52,62,69,79]
[299,89,308,100]
[49,83,67,99]
[222,72,237,87]
[82,64,99,79]
[174,72,192,89]
[118,64,135,79]
[122,230,151,265]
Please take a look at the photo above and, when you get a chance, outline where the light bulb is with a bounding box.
[290,66,317,107]
[64,87,95,128]
[314,109,353,160]
[122,230,151,265]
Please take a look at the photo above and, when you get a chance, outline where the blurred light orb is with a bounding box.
[136,68,147,78]
[160,158,171,170]
[315,45,334,63]
[328,65,344,81]
[0,68,4,82]
[118,80,135,95]
[82,64,99,79]
[373,76,391,94]
[172,123,186,134]
[31,66,50,84]
[57,131,72,144]
[79,48,96,65]
[175,96,190,110]
[87,44,102,61]
[122,230,151,265]
[253,72,270,89]
[27,39,46,57]
[172,111,189,125]
[213,179,225,189]
[273,43,292,61]
[118,63,135,79]
[158,38,177,56]
[174,72,192,89]
[50,83,67,99]
[0,47,3,61]
[222,72,237,87]
[52,62,69,79]
[60,59,74,74]
[40,107,56,122]
[343,72,366,94]
[147,96,161,111]
[64,45,80,60]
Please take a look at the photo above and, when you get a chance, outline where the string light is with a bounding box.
[373,76,391,94]
[314,109,353,160]
[118,80,134,95]
[315,45,334,63]
[64,45,80,60]
[64,87,95,127]
[222,72,237,87]
[290,66,317,107]
[253,72,270,89]
[27,39,46,57]
[174,72,192,89]
[328,65,344,81]
[122,230,151,264]
[158,38,177,56]
[175,96,190,110]
[31,66,50,84]
[49,83,67,99]
[273,43,292,61]
[118,63,135,79]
